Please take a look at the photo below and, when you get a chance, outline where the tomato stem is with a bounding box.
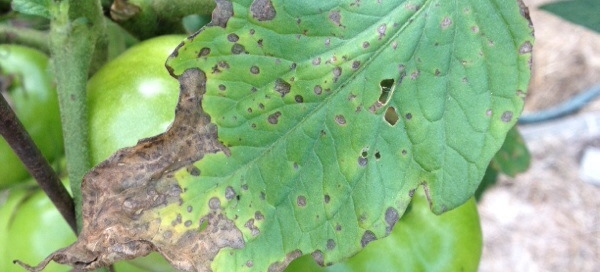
[0,94,77,233]
[49,0,107,233]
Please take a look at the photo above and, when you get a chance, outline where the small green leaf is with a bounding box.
[11,0,51,19]
[491,126,530,177]
[540,0,600,33]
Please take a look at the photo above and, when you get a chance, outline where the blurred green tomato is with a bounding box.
[285,188,482,272]
[0,45,63,188]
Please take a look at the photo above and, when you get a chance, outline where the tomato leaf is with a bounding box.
[165,0,533,270]
[21,0,533,271]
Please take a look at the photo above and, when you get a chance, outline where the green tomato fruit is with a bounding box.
[285,187,482,272]
[0,45,63,188]
[87,35,186,165]
[0,183,75,272]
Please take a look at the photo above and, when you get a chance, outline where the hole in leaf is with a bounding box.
[384,107,399,126]
[199,218,209,231]
[378,79,395,105]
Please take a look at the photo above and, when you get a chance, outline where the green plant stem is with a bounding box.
[110,0,215,38]
[49,0,106,233]
[0,94,76,232]
[0,24,49,53]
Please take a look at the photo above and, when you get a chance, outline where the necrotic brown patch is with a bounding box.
[501,111,513,122]
[198,47,211,57]
[250,0,276,21]
[274,78,291,96]
[385,207,399,233]
[211,0,234,27]
[335,115,346,125]
[314,85,323,95]
[296,196,306,207]
[361,230,376,247]
[227,33,239,42]
[268,111,281,124]
[231,43,246,54]
[328,10,341,26]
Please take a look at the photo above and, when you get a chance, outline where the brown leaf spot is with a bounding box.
[311,250,324,266]
[441,16,452,29]
[352,61,361,70]
[268,111,281,124]
[334,115,346,125]
[294,95,304,103]
[333,67,342,82]
[198,47,211,58]
[250,65,260,74]
[362,41,370,48]
[377,24,386,39]
[209,197,221,209]
[186,165,200,176]
[224,186,236,200]
[250,0,276,21]
[519,41,533,54]
[385,207,399,233]
[361,230,376,247]
[326,239,336,250]
[211,0,233,27]
[324,194,330,204]
[227,33,239,42]
[328,10,341,26]
[357,156,368,167]
[244,219,260,236]
[501,111,513,122]
[296,195,306,207]
[274,78,291,97]
[314,85,323,95]
[268,250,302,272]
[312,57,321,65]
[231,43,246,54]
[254,211,264,220]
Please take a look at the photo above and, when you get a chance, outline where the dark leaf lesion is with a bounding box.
[16,69,240,272]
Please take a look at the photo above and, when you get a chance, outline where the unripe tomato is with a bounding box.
[87,35,185,165]
[0,45,63,188]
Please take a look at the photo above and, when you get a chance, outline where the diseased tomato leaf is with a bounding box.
[19,0,533,271]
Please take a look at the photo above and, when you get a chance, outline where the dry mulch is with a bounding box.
[478,1,600,271]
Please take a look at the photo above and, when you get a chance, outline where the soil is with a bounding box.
[477,1,600,271]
